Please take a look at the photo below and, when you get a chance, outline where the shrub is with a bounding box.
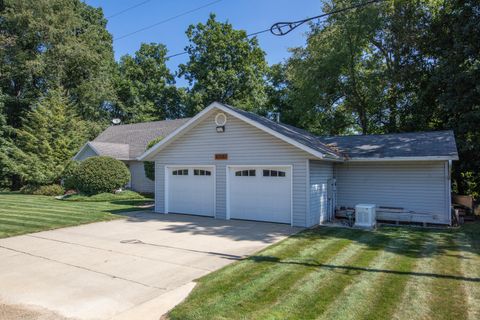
[20,184,64,196]
[19,185,38,194]
[33,184,65,196]
[62,160,79,190]
[144,136,163,181]
[73,156,130,195]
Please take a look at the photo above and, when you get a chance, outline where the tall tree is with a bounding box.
[12,89,93,186]
[284,0,432,135]
[425,0,480,196]
[0,0,116,124]
[179,14,268,114]
[115,43,185,123]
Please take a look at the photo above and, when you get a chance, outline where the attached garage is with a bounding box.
[227,166,292,224]
[139,102,458,227]
[165,166,215,217]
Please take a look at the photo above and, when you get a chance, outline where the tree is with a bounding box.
[179,14,268,114]
[115,43,185,123]
[12,89,92,186]
[425,0,480,196]
[143,136,163,181]
[0,0,117,125]
[283,0,432,135]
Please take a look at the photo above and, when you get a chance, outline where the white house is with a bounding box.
[138,102,458,227]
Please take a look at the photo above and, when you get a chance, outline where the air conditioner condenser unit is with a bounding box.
[355,204,376,228]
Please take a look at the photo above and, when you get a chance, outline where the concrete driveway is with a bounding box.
[0,212,299,320]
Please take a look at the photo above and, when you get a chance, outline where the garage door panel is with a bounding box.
[168,167,214,216]
[228,166,291,224]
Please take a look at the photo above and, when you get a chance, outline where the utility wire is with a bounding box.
[107,0,153,19]
[114,0,223,41]
[270,0,385,36]
[164,0,384,59]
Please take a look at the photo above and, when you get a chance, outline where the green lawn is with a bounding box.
[0,192,152,238]
[169,223,480,320]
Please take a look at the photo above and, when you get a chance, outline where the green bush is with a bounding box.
[62,160,79,190]
[20,184,64,196]
[73,156,130,195]
[144,136,163,181]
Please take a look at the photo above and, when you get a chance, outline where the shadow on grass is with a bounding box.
[246,255,480,282]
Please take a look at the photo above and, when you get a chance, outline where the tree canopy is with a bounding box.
[114,43,185,123]
[0,0,479,197]
[179,14,269,114]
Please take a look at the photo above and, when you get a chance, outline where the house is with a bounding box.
[138,102,458,227]
[73,118,190,193]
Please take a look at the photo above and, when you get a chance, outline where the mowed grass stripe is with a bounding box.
[169,228,353,319]
[249,229,389,320]
[392,234,438,320]
[0,201,115,213]
[0,212,94,225]
[0,209,99,220]
[205,228,350,310]
[427,231,468,320]
[317,229,426,320]
[456,229,480,320]
[0,217,62,228]
[359,230,427,320]
[192,227,342,294]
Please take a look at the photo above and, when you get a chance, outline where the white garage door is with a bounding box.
[167,167,215,216]
[228,166,292,224]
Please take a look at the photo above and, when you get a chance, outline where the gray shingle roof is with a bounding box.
[93,118,190,159]
[89,142,130,160]
[220,104,343,159]
[318,130,458,159]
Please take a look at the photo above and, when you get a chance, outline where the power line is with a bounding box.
[270,0,385,36]
[107,0,153,19]
[164,0,384,59]
[165,28,270,59]
[114,0,223,41]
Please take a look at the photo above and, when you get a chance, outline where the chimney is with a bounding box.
[275,112,281,123]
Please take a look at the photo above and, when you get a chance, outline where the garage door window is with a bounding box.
[172,169,188,176]
[263,169,286,177]
[235,169,256,177]
[194,169,211,176]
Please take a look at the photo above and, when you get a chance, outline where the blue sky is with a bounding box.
[85,0,323,85]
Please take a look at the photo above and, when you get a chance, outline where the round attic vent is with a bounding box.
[215,113,227,126]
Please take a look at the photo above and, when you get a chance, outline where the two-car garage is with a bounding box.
[165,166,292,224]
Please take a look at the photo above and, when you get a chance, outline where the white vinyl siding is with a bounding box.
[334,161,449,224]
[153,111,313,227]
[309,160,334,226]
[126,161,155,193]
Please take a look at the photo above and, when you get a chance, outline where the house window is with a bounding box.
[235,169,256,177]
[194,169,211,176]
[263,170,286,177]
[172,169,188,176]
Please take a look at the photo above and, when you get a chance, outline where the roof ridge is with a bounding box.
[104,117,191,129]
[219,103,343,158]
[318,129,454,139]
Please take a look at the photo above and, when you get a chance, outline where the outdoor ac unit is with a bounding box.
[355,204,376,228]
